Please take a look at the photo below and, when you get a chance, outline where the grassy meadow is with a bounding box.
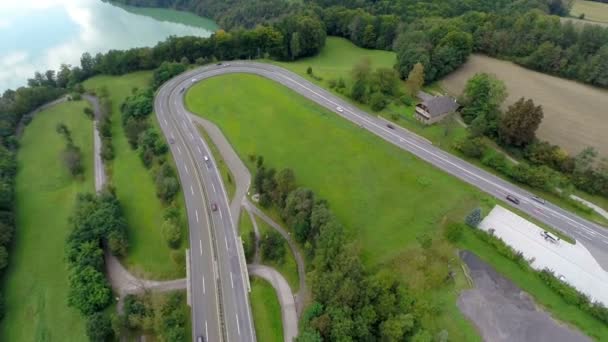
[84,72,186,279]
[1,100,93,341]
[571,0,608,23]
[250,278,283,342]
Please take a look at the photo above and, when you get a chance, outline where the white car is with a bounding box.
[191,78,197,83]
[336,106,344,113]
[203,155,209,161]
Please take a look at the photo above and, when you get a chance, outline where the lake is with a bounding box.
[0,0,217,91]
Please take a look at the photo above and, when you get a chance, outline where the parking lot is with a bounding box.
[479,205,608,306]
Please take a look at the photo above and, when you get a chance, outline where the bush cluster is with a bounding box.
[119,292,187,339]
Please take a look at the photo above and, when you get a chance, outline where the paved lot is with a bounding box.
[479,205,608,306]
[458,251,591,342]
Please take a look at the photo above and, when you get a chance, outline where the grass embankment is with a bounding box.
[458,229,608,340]
[250,278,283,342]
[186,73,485,339]
[571,0,608,23]
[84,72,186,279]
[196,126,236,201]
[276,37,608,226]
[1,101,92,341]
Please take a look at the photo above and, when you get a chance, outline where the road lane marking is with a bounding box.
[212,183,216,193]
[205,320,208,339]
[235,313,241,335]
[225,236,228,249]
[190,132,194,140]
[197,146,202,154]
[199,240,202,256]
[202,276,206,294]
[176,146,182,155]
[195,209,199,223]
[230,271,234,289]
[219,210,223,219]
[171,133,175,140]
[163,118,167,125]
[190,185,194,195]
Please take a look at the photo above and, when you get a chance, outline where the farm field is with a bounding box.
[441,54,608,157]
[1,100,93,341]
[250,278,283,342]
[84,72,187,279]
[571,0,608,23]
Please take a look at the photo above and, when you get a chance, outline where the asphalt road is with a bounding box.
[156,61,608,341]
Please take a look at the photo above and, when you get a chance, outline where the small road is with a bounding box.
[248,264,298,342]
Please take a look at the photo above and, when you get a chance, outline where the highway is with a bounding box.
[156,62,608,341]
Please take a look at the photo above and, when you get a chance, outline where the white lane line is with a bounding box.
[219,210,223,219]
[195,209,199,223]
[176,146,182,155]
[225,236,229,249]
[205,320,208,339]
[212,183,217,193]
[197,146,202,154]
[163,118,167,125]
[199,240,202,256]
[171,133,175,140]
[190,132,194,140]
[230,271,234,289]
[202,276,206,294]
[190,185,194,195]
[235,313,241,335]
[182,121,188,129]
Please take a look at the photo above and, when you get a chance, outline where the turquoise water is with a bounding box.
[0,0,217,91]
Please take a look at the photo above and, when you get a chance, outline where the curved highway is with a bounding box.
[156,62,608,341]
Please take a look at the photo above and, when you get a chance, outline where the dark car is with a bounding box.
[169,138,175,144]
[531,195,546,205]
[211,203,218,211]
[216,62,223,66]
[506,194,520,205]
[387,124,395,129]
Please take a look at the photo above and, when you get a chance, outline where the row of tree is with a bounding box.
[253,158,437,341]
[66,191,129,341]
[56,123,84,177]
[119,292,187,340]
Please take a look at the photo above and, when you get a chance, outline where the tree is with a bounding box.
[460,73,507,137]
[162,219,181,249]
[260,230,286,263]
[67,266,112,315]
[350,80,367,103]
[273,168,296,207]
[369,92,388,111]
[0,246,7,270]
[499,97,544,147]
[465,208,482,227]
[371,68,399,96]
[62,145,84,177]
[86,312,114,342]
[351,58,372,84]
[405,62,425,97]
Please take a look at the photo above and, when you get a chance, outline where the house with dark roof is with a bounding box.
[415,91,459,124]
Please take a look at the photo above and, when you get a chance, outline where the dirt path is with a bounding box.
[458,250,591,342]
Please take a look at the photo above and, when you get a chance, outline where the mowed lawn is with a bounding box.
[186,74,489,265]
[1,100,93,341]
[250,278,283,342]
[272,36,396,81]
[85,72,185,279]
[571,0,608,23]
[441,54,608,157]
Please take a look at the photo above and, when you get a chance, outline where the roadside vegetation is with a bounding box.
[85,72,186,279]
[1,101,92,341]
[250,278,283,342]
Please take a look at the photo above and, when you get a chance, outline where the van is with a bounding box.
[540,230,560,243]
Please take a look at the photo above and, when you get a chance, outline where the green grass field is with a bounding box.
[84,72,185,279]
[186,74,490,265]
[250,278,283,342]
[571,0,608,23]
[458,229,608,340]
[1,100,93,341]
[255,216,300,292]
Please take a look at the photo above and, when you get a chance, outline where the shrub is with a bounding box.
[444,223,464,242]
[162,219,181,249]
[260,230,286,263]
[465,208,482,227]
[83,107,94,119]
[369,92,388,111]
[86,312,114,342]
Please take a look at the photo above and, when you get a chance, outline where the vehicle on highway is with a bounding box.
[506,194,520,204]
[532,195,546,204]
[541,230,560,244]
[216,62,222,66]
[169,138,175,144]
[336,106,344,113]
[191,78,197,83]
[211,203,218,212]
[180,87,185,93]
[203,155,209,161]
[387,123,395,129]
[197,336,206,342]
